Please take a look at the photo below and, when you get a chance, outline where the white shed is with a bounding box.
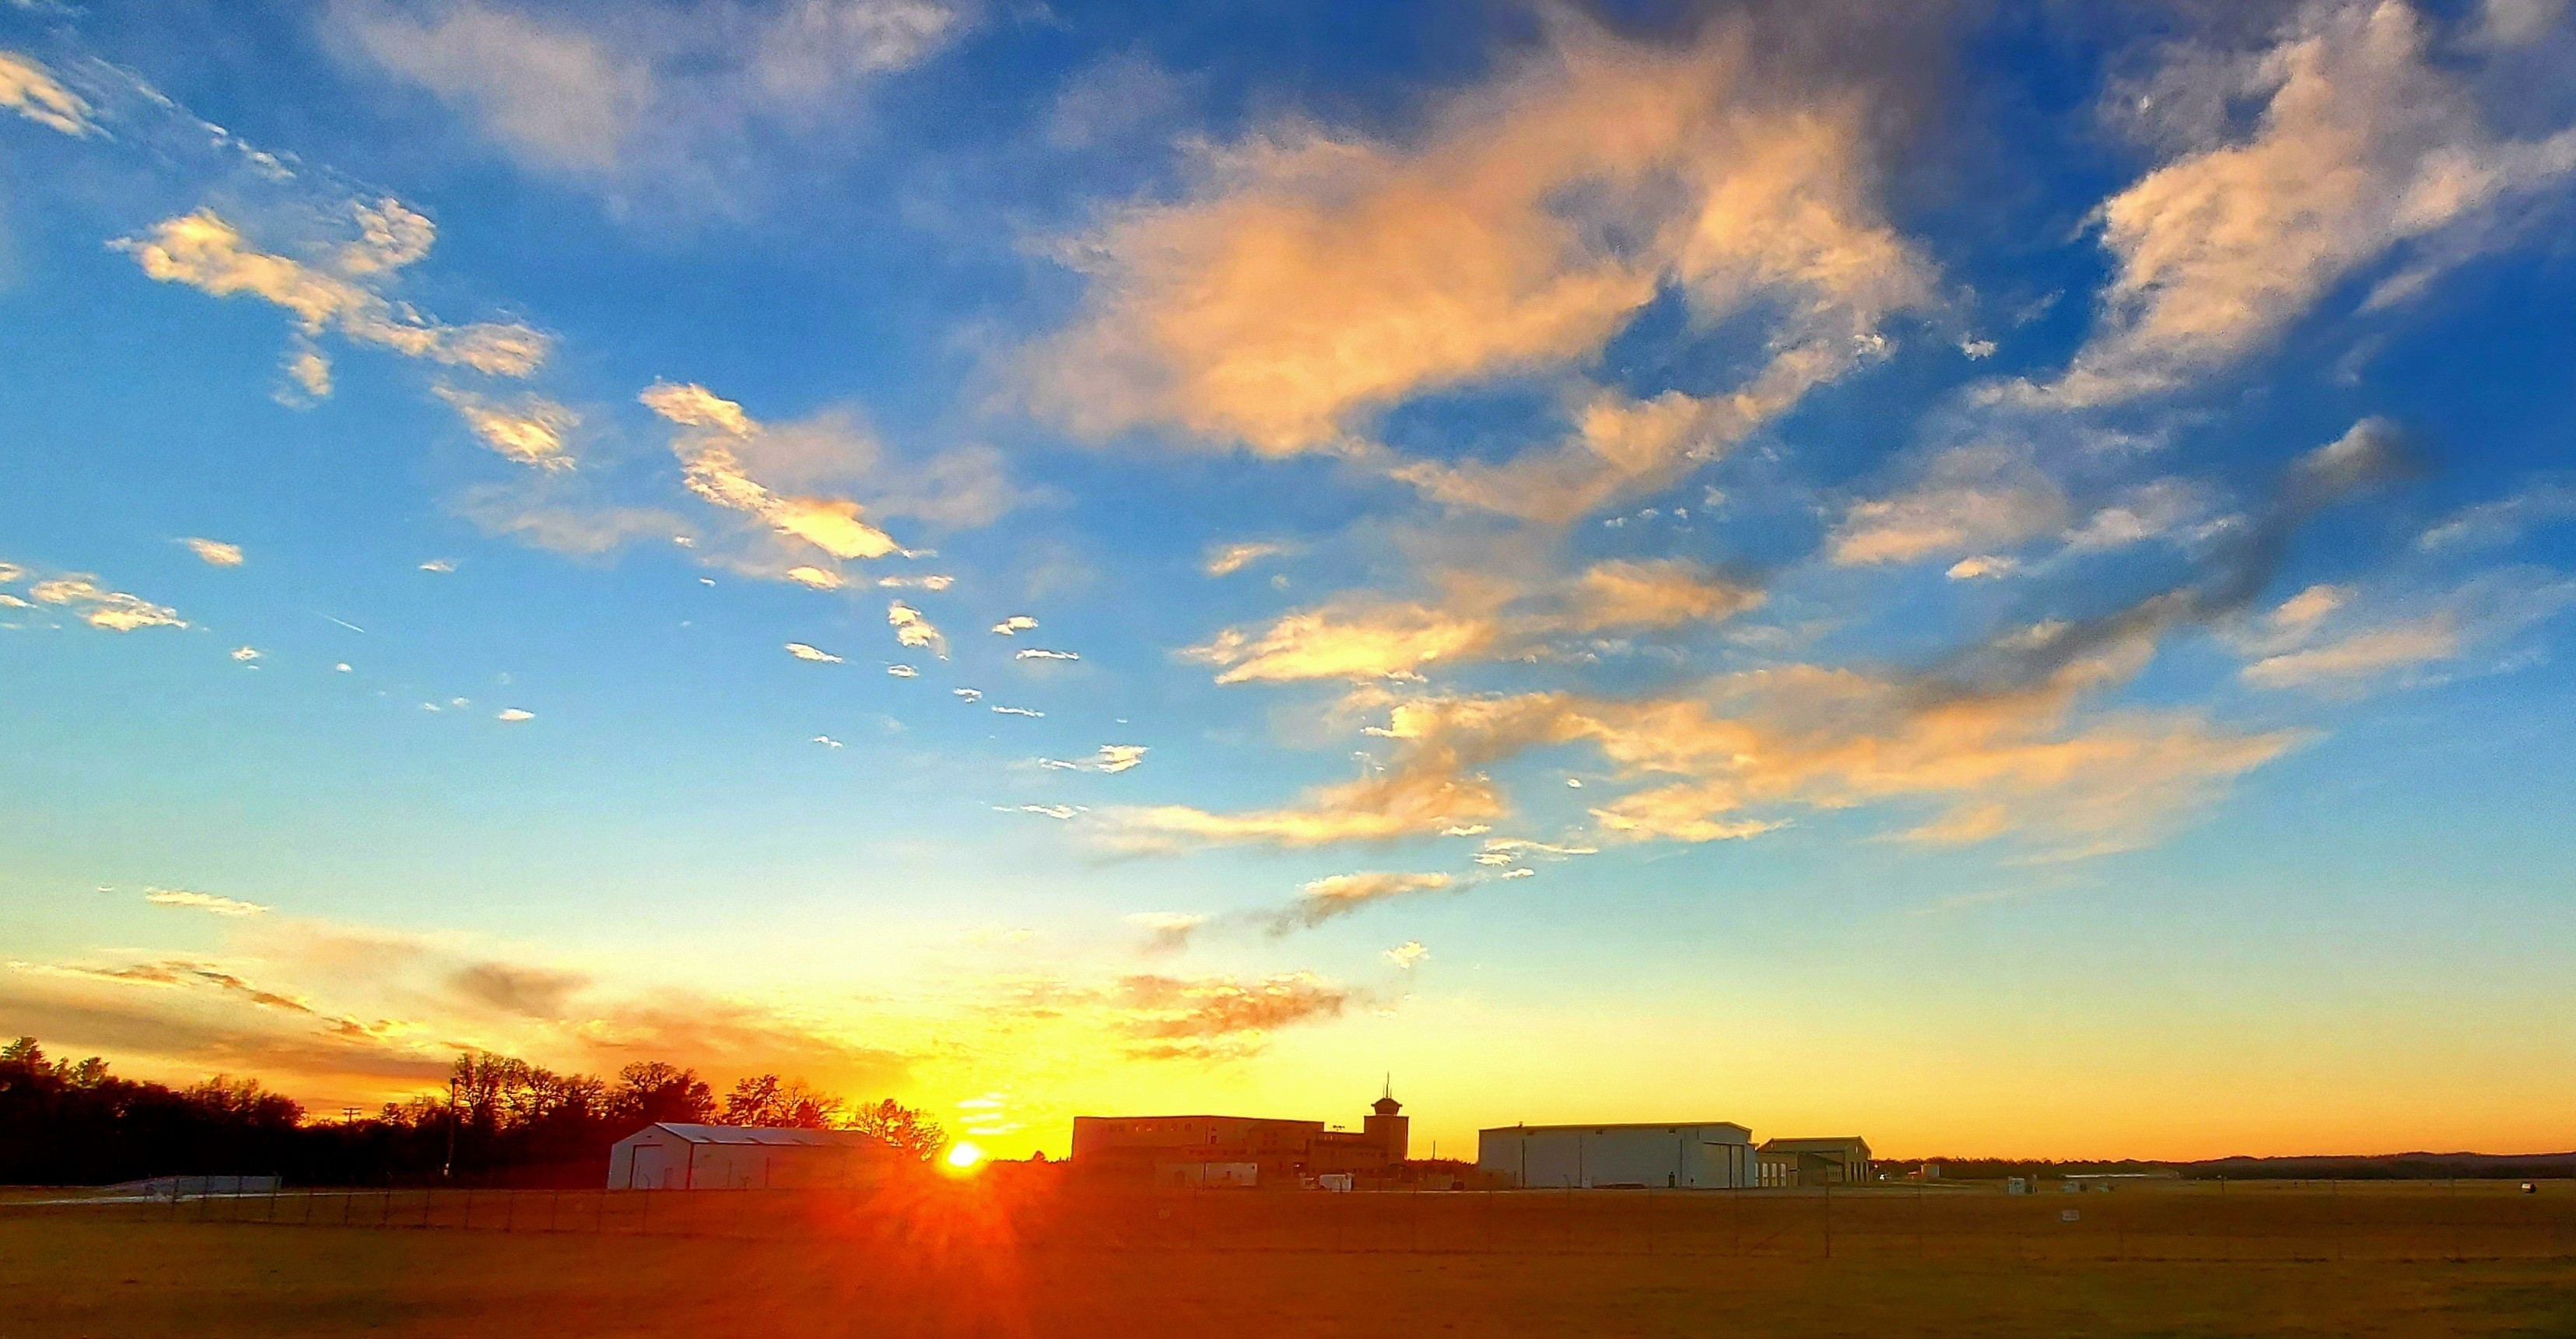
[607,1123,893,1190]
[1477,1122,1757,1189]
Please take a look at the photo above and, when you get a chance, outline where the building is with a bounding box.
[1476,1123,1757,1189]
[1756,1137,1872,1187]
[607,1123,895,1190]
[1069,1087,1411,1187]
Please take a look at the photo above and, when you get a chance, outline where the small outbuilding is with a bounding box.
[1477,1122,1757,1189]
[607,1123,893,1190]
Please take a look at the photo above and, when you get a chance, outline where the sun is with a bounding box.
[943,1141,987,1173]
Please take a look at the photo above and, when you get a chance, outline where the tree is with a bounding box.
[846,1098,945,1162]
[611,1062,713,1127]
[721,1074,843,1130]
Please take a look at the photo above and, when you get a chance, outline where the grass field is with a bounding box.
[5,1182,2573,1337]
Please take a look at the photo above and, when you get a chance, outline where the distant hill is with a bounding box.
[1895,1152,2576,1181]
[2178,1151,2576,1180]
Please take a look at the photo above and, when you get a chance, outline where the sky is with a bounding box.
[3,0,2574,1162]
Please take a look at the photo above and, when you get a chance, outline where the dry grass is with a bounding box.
[4,1182,2573,1338]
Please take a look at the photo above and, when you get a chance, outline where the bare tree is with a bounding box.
[845,1098,945,1162]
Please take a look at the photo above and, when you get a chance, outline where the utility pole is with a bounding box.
[442,1074,459,1180]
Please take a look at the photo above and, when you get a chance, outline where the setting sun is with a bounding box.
[944,1142,986,1173]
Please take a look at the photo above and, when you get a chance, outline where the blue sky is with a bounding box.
[4,0,2574,1159]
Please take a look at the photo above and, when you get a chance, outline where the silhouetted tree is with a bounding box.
[722,1074,842,1129]
[846,1098,945,1162]
[1,1038,949,1185]
[611,1061,714,1126]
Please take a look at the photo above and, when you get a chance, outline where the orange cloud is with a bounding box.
[1029,16,1931,516]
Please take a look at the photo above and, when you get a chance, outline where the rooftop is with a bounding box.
[635,1123,885,1148]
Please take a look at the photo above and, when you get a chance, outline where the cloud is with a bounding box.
[447,962,587,1018]
[454,484,690,557]
[990,704,1043,717]
[1125,912,1201,954]
[1947,555,2018,580]
[1204,541,1297,577]
[1270,871,1453,932]
[182,538,244,567]
[115,206,549,388]
[495,707,534,721]
[324,0,971,193]
[144,889,270,917]
[2242,619,2459,688]
[1383,941,1429,969]
[326,1,649,174]
[2240,569,2576,689]
[1042,745,1148,774]
[887,600,947,657]
[1831,445,2069,566]
[887,664,917,677]
[642,383,902,563]
[433,385,578,470]
[1027,14,1932,514]
[419,559,457,573]
[15,567,187,631]
[785,566,843,590]
[2035,0,2576,404]
[230,646,261,662]
[1110,971,1351,1046]
[783,641,843,663]
[2418,479,2576,551]
[1187,559,1762,683]
[990,615,1036,635]
[1015,647,1078,661]
[1127,651,2296,857]
[2060,478,2213,552]
[2270,584,2351,631]
[0,47,96,135]
[951,688,981,702]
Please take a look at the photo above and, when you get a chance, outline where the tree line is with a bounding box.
[0,1038,944,1187]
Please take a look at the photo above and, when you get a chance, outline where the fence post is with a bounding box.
[640,1186,651,1237]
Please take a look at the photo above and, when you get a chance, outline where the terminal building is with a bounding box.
[1477,1122,1757,1189]
[1071,1088,1411,1187]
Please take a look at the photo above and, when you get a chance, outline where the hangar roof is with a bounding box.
[624,1123,883,1148]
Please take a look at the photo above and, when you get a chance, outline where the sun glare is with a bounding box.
[944,1141,986,1172]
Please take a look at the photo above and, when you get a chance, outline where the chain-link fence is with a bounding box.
[9,1178,2571,1262]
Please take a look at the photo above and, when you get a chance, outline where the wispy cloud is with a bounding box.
[1125,911,1201,954]
[642,382,902,563]
[9,564,187,631]
[321,0,973,199]
[144,888,271,917]
[783,641,843,663]
[0,48,97,136]
[1188,559,1761,683]
[433,385,578,470]
[181,537,245,566]
[1269,871,1453,933]
[115,203,549,394]
[1030,15,1932,518]
[2031,0,2576,404]
[1204,540,1297,577]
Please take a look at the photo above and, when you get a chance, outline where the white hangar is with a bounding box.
[608,1123,893,1190]
[1477,1122,1757,1189]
